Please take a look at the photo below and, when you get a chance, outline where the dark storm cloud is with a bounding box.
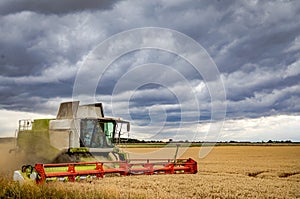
[96,49,201,96]
[203,1,300,72]
[215,25,300,73]
[0,10,105,78]
[0,0,300,128]
[200,0,300,120]
[0,78,73,113]
[0,0,121,15]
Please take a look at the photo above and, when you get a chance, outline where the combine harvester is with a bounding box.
[12,101,197,184]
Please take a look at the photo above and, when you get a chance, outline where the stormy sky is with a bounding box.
[0,0,300,141]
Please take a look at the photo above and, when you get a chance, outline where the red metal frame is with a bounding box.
[35,158,197,184]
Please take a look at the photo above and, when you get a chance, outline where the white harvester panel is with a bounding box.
[49,119,81,150]
[48,101,105,150]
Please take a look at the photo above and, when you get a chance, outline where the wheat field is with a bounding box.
[0,140,300,198]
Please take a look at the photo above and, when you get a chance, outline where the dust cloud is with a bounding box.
[0,139,25,174]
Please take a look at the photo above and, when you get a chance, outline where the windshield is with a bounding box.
[80,119,115,148]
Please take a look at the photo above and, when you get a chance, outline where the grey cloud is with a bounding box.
[0,0,121,15]
[226,84,300,119]
[223,57,300,118]
[0,11,108,77]
[0,0,300,141]
[205,1,300,71]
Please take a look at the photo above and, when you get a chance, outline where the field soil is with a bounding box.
[1,140,300,198]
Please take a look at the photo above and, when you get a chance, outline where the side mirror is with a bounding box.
[127,123,130,132]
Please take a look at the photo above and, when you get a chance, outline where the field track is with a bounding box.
[1,140,299,198]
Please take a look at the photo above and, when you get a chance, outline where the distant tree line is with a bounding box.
[115,138,165,143]
[115,138,295,144]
